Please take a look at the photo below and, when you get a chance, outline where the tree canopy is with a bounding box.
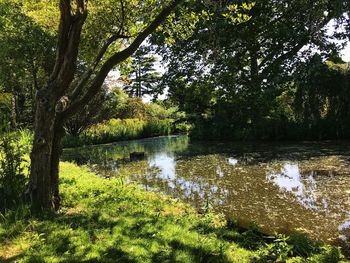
[154,0,350,140]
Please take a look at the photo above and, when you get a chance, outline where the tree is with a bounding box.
[156,0,348,139]
[26,0,184,210]
[0,0,56,128]
[64,85,121,136]
[123,46,161,98]
[293,54,350,138]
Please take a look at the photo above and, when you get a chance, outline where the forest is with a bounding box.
[1,0,350,262]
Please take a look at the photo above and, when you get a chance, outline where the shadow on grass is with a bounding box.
[0,208,234,262]
[1,200,346,263]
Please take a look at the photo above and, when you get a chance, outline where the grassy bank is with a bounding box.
[63,118,175,148]
[0,162,347,262]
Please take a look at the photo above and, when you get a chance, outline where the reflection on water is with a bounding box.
[267,164,319,210]
[228,157,238,166]
[62,136,350,246]
[149,153,176,180]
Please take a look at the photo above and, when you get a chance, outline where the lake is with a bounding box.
[62,135,350,247]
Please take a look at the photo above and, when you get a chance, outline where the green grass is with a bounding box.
[63,118,174,148]
[0,162,348,262]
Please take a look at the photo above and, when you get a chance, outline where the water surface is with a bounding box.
[63,136,350,246]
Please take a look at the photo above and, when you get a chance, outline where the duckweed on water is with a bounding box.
[0,162,348,262]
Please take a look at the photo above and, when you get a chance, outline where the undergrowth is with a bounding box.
[63,118,174,148]
[0,133,28,211]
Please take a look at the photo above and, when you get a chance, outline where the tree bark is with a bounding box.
[28,89,56,210]
[50,121,65,210]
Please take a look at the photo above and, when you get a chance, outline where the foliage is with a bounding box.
[116,97,182,120]
[122,46,162,98]
[64,86,123,136]
[0,91,12,133]
[62,97,190,147]
[291,55,350,139]
[154,0,350,141]
[0,133,28,211]
[0,0,55,128]
[0,162,346,262]
[116,97,149,120]
[63,118,174,147]
[17,129,33,154]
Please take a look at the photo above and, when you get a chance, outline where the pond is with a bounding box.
[62,135,350,247]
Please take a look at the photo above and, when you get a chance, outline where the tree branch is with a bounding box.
[69,31,132,103]
[62,0,183,119]
[69,0,129,102]
[46,0,88,102]
[49,0,72,82]
[260,11,334,76]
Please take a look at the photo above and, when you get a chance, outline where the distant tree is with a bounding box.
[123,46,161,98]
[293,54,350,138]
[64,86,123,136]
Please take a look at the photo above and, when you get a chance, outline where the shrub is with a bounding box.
[0,133,28,210]
[0,92,12,133]
[18,129,33,153]
[116,97,148,120]
[174,121,192,134]
[63,118,174,147]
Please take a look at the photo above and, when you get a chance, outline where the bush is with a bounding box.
[63,118,174,147]
[17,129,33,153]
[116,97,148,120]
[0,92,12,133]
[174,121,192,134]
[0,133,28,210]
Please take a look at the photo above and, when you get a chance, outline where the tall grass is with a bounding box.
[63,118,174,147]
[17,129,33,153]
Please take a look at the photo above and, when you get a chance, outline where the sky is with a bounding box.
[327,17,350,62]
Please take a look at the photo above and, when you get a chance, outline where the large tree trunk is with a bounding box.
[27,89,63,210]
[50,121,65,210]
[26,0,181,211]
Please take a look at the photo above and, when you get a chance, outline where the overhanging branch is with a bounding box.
[62,0,183,120]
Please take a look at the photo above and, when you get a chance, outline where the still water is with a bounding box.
[62,135,350,246]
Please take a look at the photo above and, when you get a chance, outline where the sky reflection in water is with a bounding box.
[267,163,319,210]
